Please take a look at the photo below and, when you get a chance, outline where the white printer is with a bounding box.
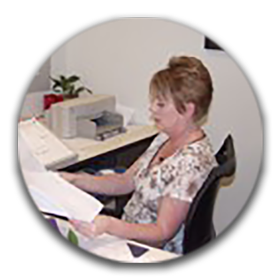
[46,95,125,140]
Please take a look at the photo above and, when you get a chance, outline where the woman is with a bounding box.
[61,56,217,254]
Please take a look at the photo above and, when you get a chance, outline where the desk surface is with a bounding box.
[36,115,158,169]
[56,219,179,263]
[61,124,158,164]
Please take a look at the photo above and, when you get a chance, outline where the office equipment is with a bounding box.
[18,119,78,170]
[47,95,125,140]
[62,124,158,163]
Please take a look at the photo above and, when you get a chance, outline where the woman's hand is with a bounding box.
[59,172,79,184]
[70,215,112,238]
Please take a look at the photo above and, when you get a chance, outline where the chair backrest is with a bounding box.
[183,134,236,254]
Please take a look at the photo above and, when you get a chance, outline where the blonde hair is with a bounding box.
[150,56,213,122]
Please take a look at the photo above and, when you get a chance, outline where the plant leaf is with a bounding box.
[74,86,92,95]
[50,77,62,91]
[60,75,66,82]
[74,86,86,95]
[85,87,93,94]
[67,229,78,245]
[69,85,75,96]
[49,76,61,84]
[52,84,63,92]
[67,75,80,83]
[61,79,69,91]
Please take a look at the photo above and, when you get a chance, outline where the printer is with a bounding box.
[46,94,125,140]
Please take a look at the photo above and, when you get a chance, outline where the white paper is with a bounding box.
[19,130,103,222]
[18,131,46,173]
[115,103,135,127]
[23,170,103,222]
[28,187,69,217]
[129,107,154,125]
[18,119,77,170]
[76,233,178,263]
[81,233,135,262]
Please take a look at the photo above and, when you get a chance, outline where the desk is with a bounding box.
[36,117,158,170]
[61,124,158,164]
[56,218,179,263]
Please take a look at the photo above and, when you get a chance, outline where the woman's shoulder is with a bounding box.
[185,134,214,155]
[180,134,217,169]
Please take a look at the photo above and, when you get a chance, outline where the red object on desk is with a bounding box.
[44,94,64,110]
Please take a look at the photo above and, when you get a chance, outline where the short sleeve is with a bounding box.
[160,153,210,203]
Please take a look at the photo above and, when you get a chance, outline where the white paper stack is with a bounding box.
[18,119,78,170]
[18,131,103,222]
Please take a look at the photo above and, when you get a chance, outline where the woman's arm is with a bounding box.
[71,196,190,248]
[108,197,190,247]
[59,157,140,196]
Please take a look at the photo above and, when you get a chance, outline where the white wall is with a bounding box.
[27,59,51,93]
[50,18,263,234]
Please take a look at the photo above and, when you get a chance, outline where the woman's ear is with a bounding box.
[185,102,196,119]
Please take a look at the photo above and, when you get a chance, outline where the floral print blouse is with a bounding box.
[121,132,217,254]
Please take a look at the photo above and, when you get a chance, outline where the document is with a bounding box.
[26,171,103,222]
[19,130,103,222]
[18,119,77,170]
[29,187,68,218]
[18,128,46,173]
[115,103,135,126]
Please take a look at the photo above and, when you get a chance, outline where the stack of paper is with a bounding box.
[18,130,103,222]
[18,119,78,170]
[29,188,68,218]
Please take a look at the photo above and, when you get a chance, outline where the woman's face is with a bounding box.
[149,95,186,133]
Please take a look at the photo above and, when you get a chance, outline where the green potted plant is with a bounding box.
[50,74,92,99]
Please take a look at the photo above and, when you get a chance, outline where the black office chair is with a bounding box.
[182,134,236,254]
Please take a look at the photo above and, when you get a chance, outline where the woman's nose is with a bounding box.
[149,102,156,113]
